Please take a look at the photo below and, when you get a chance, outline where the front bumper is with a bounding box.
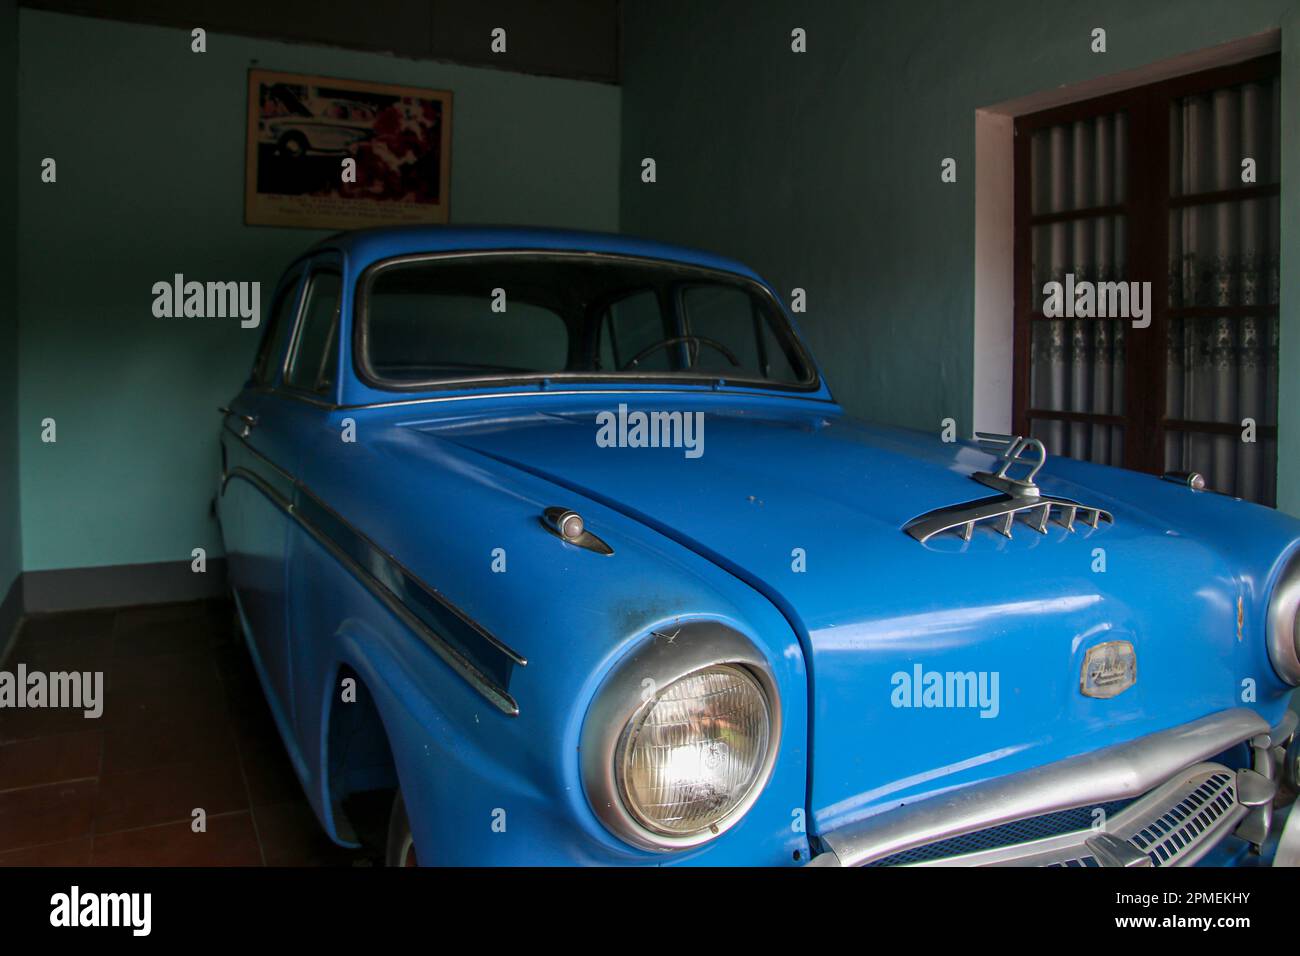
[808,707,1299,867]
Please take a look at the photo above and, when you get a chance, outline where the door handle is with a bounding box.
[219,406,259,437]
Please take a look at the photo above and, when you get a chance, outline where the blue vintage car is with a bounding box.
[217,225,1300,867]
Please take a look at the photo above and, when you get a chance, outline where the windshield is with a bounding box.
[357,253,817,390]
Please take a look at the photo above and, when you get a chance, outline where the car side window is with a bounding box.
[285,270,342,394]
[252,273,304,386]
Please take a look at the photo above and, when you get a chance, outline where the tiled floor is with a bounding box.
[0,600,371,866]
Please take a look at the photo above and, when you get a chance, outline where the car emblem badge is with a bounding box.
[1081,641,1137,698]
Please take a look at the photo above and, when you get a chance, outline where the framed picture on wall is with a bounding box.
[244,69,452,229]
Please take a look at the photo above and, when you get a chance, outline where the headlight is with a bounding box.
[581,622,780,850]
[1267,549,1300,685]
[619,664,770,835]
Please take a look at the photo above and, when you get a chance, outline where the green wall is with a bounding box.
[17,9,621,572]
[1,0,20,612]
[620,0,1300,515]
[16,2,1300,582]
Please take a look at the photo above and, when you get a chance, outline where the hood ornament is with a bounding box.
[972,433,1047,498]
[902,433,1115,543]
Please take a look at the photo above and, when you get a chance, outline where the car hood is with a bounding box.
[411,396,1297,832]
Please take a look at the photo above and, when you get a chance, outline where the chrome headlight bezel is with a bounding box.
[1267,550,1300,686]
[580,621,781,851]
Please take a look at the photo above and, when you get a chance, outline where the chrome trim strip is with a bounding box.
[811,708,1269,867]
[336,387,840,412]
[218,428,525,715]
[221,426,295,501]
[288,492,520,717]
[244,385,340,410]
[293,484,527,670]
[580,621,782,851]
[223,465,291,510]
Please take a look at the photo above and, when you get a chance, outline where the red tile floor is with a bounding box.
[0,600,371,865]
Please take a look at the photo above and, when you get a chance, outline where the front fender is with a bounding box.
[291,415,811,864]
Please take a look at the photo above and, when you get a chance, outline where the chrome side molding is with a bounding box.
[220,424,526,715]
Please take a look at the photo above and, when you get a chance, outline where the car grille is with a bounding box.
[870,766,1243,867]
[1114,770,1235,866]
[867,801,1131,867]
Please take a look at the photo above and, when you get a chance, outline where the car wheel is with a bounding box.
[277,132,308,158]
[385,790,419,867]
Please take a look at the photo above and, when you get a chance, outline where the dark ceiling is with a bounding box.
[22,0,621,82]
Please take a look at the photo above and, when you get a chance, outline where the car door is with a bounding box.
[269,259,347,742]
[219,263,307,730]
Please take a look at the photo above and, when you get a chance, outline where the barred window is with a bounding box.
[1014,54,1279,505]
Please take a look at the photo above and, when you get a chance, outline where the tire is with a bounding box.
[385,790,419,867]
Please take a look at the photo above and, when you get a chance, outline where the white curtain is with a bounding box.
[1029,113,1128,465]
[1026,80,1279,505]
[1166,78,1279,505]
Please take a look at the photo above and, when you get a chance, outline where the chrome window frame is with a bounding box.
[282,264,344,399]
[249,265,308,389]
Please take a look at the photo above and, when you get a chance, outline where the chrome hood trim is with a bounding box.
[903,493,1113,543]
[809,708,1269,867]
[903,432,1114,543]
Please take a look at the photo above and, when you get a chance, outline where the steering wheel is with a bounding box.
[620,335,741,371]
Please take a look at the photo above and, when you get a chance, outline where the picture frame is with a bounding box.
[244,68,452,230]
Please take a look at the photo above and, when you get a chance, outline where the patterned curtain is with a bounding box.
[1026,78,1279,506]
[1029,113,1128,466]
[1166,78,1280,505]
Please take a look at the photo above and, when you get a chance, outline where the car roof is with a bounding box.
[305,225,765,281]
